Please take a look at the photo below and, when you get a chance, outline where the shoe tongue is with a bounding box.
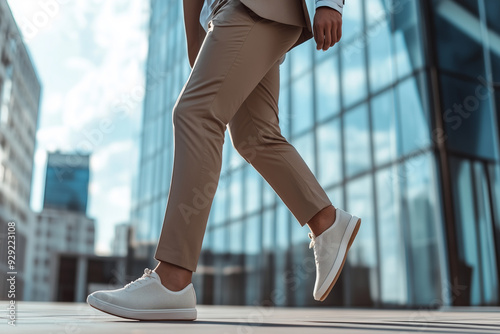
[150,270,161,281]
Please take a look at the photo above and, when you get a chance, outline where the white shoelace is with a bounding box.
[308,232,316,249]
[124,268,154,289]
[308,233,321,265]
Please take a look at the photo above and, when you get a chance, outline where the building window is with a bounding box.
[344,104,371,177]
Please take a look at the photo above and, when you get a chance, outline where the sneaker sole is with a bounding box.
[87,294,197,321]
[317,216,361,301]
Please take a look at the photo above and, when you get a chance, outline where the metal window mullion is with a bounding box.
[361,0,382,308]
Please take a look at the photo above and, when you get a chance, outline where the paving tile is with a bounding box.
[1,302,499,333]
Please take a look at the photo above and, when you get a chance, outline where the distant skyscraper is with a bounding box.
[43,151,90,214]
[0,0,41,301]
[112,223,130,257]
[29,152,94,301]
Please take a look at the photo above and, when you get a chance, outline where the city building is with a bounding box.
[29,208,95,301]
[111,222,131,256]
[53,252,126,303]
[28,151,94,301]
[43,151,90,214]
[0,0,41,301]
[131,0,500,307]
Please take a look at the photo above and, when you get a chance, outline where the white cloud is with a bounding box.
[91,140,136,172]
[34,148,47,165]
[107,185,131,208]
[7,0,150,256]
[36,125,73,151]
[43,92,63,115]
[88,181,100,196]
[64,57,96,72]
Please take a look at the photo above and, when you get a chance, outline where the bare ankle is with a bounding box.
[154,261,193,291]
[307,205,337,236]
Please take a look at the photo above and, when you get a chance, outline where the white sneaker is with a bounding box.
[308,208,361,301]
[86,268,197,320]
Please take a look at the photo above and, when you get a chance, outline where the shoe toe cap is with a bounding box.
[88,290,113,304]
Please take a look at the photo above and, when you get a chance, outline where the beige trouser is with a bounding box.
[154,0,332,272]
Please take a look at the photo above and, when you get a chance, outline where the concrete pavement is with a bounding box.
[2,301,500,333]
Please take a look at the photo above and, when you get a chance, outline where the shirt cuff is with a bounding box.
[315,0,344,15]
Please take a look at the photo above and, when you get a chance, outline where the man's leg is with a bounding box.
[154,0,303,283]
[227,61,334,229]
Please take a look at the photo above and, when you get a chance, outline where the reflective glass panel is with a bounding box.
[393,0,425,77]
[327,186,343,210]
[365,0,390,26]
[344,104,371,177]
[280,52,290,85]
[440,75,498,160]
[489,163,500,234]
[368,18,395,92]
[449,157,481,305]
[292,132,315,176]
[376,167,407,305]
[229,168,243,219]
[346,175,378,305]
[262,178,276,209]
[371,90,398,166]
[317,117,342,186]
[291,72,314,135]
[213,226,226,253]
[291,39,313,78]
[212,176,228,225]
[403,153,442,305]
[278,85,291,139]
[245,167,261,214]
[341,0,363,42]
[276,202,290,250]
[315,54,341,121]
[341,41,367,108]
[433,0,485,78]
[397,75,431,157]
[484,0,500,82]
[473,162,499,304]
[245,214,261,255]
[262,208,275,250]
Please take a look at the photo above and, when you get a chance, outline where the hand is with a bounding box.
[313,7,343,51]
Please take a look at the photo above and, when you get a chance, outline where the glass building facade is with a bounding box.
[131,0,500,307]
[43,152,90,214]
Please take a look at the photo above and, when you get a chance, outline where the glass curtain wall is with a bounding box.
[431,0,500,306]
[133,0,500,308]
[197,0,446,307]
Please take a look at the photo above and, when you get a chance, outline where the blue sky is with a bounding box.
[7,0,150,255]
